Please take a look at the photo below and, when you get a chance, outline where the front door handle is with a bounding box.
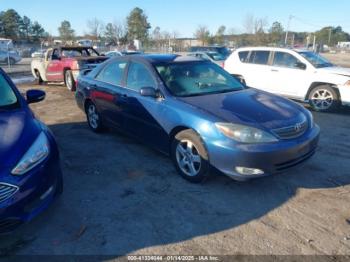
[271,69,279,72]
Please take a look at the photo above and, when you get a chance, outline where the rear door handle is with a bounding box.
[271,69,279,72]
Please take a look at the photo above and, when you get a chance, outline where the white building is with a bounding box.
[338,42,350,49]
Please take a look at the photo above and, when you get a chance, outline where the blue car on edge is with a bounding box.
[75,54,320,183]
[0,68,62,233]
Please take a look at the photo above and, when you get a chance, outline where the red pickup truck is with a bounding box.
[31,46,108,91]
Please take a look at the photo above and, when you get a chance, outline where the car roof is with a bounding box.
[119,54,203,64]
[234,46,309,53]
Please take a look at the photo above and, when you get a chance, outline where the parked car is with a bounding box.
[187,51,226,67]
[0,50,22,65]
[75,54,320,183]
[104,50,143,58]
[31,46,108,91]
[189,46,231,59]
[0,68,63,233]
[224,47,350,112]
[31,50,45,58]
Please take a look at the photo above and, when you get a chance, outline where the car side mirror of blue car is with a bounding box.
[140,87,158,98]
[26,89,46,104]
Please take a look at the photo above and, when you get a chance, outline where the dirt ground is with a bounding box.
[0,83,350,257]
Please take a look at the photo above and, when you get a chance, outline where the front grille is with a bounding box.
[0,183,18,203]
[0,219,22,233]
[272,120,308,139]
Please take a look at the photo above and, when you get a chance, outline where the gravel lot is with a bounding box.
[0,82,349,257]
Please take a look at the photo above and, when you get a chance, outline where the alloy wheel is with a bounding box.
[175,140,202,177]
[87,104,99,129]
[310,89,334,111]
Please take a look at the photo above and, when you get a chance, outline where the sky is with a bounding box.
[1,0,350,37]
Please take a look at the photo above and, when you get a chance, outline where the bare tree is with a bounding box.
[113,20,127,44]
[87,18,104,40]
[243,14,255,34]
[194,25,211,46]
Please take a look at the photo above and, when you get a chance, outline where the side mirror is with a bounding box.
[295,62,306,70]
[140,87,157,98]
[26,89,46,104]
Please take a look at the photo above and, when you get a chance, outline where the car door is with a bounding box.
[240,50,273,92]
[46,49,63,82]
[92,59,128,128]
[269,51,309,97]
[122,61,169,151]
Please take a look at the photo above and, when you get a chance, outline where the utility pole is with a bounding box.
[284,15,294,46]
[328,28,332,46]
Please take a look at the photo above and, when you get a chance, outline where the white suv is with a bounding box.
[224,47,350,112]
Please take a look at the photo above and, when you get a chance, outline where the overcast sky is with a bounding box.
[2,0,350,36]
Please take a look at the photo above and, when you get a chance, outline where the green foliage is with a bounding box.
[58,20,75,42]
[315,26,350,46]
[126,7,151,43]
[214,25,226,45]
[0,9,47,42]
[194,25,212,46]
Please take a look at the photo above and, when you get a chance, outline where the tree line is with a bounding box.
[1,8,349,48]
[0,9,47,42]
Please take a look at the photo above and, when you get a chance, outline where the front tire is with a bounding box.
[65,70,76,91]
[309,85,340,112]
[171,130,210,183]
[35,70,44,85]
[85,102,104,133]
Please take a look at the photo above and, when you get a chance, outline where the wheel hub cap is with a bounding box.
[176,140,201,177]
[311,89,334,110]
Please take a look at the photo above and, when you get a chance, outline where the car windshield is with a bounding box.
[62,48,99,57]
[206,52,225,61]
[0,73,19,110]
[298,51,334,68]
[155,62,243,97]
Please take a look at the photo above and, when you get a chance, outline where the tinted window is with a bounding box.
[273,52,303,69]
[238,51,249,62]
[0,74,19,109]
[248,51,270,65]
[155,62,243,97]
[127,62,156,91]
[96,61,127,85]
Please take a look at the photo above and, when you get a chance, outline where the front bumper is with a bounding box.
[337,84,350,106]
[0,135,62,233]
[207,125,320,181]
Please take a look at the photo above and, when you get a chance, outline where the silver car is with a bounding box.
[0,50,22,65]
[187,51,226,67]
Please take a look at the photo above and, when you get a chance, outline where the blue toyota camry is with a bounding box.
[76,54,320,183]
[0,68,62,233]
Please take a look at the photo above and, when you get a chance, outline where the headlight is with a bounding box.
[215,123,278,143]
[12,132,50,175]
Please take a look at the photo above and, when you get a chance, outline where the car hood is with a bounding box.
[0,109,41,169]
[317,66,350,77]
[178,88,306,130]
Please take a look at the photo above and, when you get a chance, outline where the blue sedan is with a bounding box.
[0,68,62,233]
[75,54,320,183]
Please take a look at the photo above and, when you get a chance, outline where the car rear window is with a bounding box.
[248,51,270,65]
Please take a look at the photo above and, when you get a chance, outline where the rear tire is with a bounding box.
[65,70,76,91]
[9,58,16,65]
[171,130,210,183]
[85,101,104,133]
[308,85,340,112]
[35,70,43,85]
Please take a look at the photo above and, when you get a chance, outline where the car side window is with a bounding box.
[273,52,301,69]
[126,62,156,92]
[52,49,60,60]
[96,61,127,86]
[248,51,270,65]
[238,51,249,62]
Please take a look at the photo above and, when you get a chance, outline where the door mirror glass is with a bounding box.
[140,87,157,98]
